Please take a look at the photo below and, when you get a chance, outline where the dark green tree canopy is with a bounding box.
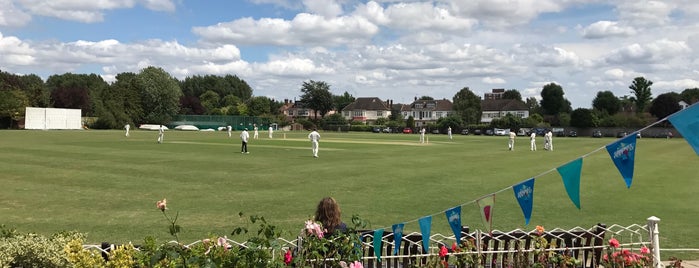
[333,91,355,111]
[629,76,653,113]
[300,80,334,118]
[452,87,481,124]
[649,92,681,119]
[592,91,621,115]
[570,108,598,128]
[539,83,571,115]
[502,89,522,101]
[247,96,272,116]
[680,88,699,104]
[419,96,434,100]
[137,66,183,124]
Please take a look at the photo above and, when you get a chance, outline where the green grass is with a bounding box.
[1,129,697,259]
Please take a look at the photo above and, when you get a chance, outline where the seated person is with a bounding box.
[315,197,347,237]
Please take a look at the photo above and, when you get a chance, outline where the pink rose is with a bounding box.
[608,238,620,248]
[156,198,167,211]
[284,250,292,265]
[349,261,363,268]
[640,246,650,254]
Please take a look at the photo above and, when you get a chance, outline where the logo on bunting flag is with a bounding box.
[477,194,495,234]
[606,134,637,188]
[373,229,384,262]
[669,102,699,156]
[392,223,404,255]
[557,158,583,209]
[445,206,462,243]
[513,178,535,225]
[418,216,432,254]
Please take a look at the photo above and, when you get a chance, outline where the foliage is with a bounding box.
[436,114,463,131]
[0,89,29,128]
[180,74,252,103]
[570,108,598,128]
[405,115,415,128]
[502,89,522,101]
[0,226,82,268]
[525,97,542,115]
[137,66,183,124]
[452,87,481,124]
[294,215,367,267]
[321,113,348,129]
[593,90,621,115]
[248,96,272,116]
[199,90,221,114]
[300,80,334,118]
[46,73,109,117]
[333,91,356,111]
[650,92,681,120]
[629,77,653,113]
[374,117,388,126]
[680,88,699,104]
[539,83,571,115]
[490,113,523,130]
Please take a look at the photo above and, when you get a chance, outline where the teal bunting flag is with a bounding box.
[392,223,404,255]
[418,216,432,253]
[668,103,699,156]
[606,134,637,188]
[513,178,535,225]
[445,206,462,244]
[373,229,384,262]
[557,158,583,209]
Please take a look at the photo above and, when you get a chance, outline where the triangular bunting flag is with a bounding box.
[392,223,404,255]
[606,134,637,188]
[477,194,495,234]
[557,158,583,209]
[668,103,699,156]
[418,216,432,254]
[373,229,384,262]
[513,178,535,225]
[445,206,462,244]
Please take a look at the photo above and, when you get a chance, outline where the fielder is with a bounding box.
[308,128,321,158]
[508,130,516,150]
[530,132,536,151]
[227,125,232,138]
[447,127,453,140]
[240,128,250,154]
[253,124,259,139]
[420,127,426,143]
[268,126,274,139]
[547,131,554,151]
[124,124,130,137]
[157,125,164,144]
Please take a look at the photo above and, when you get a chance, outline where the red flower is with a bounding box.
[640,246,650,254]
[451,242,459,252]
[284,250,292,265]
[608,238,620,248]
[439,245,448,257]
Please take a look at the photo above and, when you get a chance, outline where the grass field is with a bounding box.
[1,129,697,259]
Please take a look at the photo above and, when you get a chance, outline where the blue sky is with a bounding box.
[2,0,699,108]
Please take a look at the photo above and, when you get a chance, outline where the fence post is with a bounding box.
[647,216,661,268]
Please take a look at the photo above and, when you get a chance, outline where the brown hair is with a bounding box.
[314,197,342,233]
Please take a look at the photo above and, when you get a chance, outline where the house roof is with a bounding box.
[481,99,528,111]
[408,99,453,111]
[342,97,390,111]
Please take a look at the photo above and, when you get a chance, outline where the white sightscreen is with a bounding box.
[24,107,82,130]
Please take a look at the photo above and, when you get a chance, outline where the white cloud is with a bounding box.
[13,0,176,23]
[482,77,506,84]
[605,39,690,64]
[582,21,636,39]
[448,0,565,29]
[0,0,32,27]
[303,0,343,18]
[0,32,36,65]
[379,2,477,32]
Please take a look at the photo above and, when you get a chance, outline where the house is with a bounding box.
[484,88,505,100]
[279,99,323,121]
[400,98,454,127]
[480,99,529,123]
[679,100,689,109]
[341,97,392,124]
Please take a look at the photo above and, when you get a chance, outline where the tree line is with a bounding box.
[1,66,696,130]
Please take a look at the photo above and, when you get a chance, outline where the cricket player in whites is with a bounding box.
[227,125,232,138]
[253,124,259,139]
[420,127,426,143]
[124,124,130,137]
[508,129,516,150]
[268,125,274,139]
[157,125,164,144]
[308,128,321,158]
[447,126,453,140]
[529,132,537,151]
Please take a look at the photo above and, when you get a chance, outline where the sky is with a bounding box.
[2,0,699,108]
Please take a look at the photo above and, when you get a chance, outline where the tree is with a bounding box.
[333,91,355,112]
[592,91,621,115]
[419,96,434,100]
[525,97,541,115]
[452,87,481,124]
[46,73,108,116]
[502,89,522,101]
[649,92,681,119]
[570,108,598,128]
[680,88,699,104]
[0,89,29,128]
[490,113,522,130]
[436,114,463,131]
[137,66,183,124]
[199,90,221,114]
[539,83,571,115]
[405,116,415,128]
[248,96,272,116]
[300,80,334,118]
[629,77,653,113]
[19,74,50,107]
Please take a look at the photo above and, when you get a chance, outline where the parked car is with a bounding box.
[485,129,494,136]
[568,130,577,137]
[382,127,391,133]
[592,130,603,138]
[461,129,469,135]
[617,131,628,138]
[402,128,413,134]
[372,127,381,133]
[431,129,440,134]
[473,129,482,135]
[517,129,529,136]
[494,128,508,136]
